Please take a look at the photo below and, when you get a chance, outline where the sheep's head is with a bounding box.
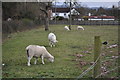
[53,40,58,43]
[55,40,58,43]
[48,56,54,63]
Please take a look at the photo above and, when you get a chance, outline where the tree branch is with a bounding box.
[39,8,48,17]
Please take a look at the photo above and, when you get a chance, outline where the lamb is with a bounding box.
[48,32,58,47]
[64,26,70,31]
[77,26,84,30]
[26,45,54,66]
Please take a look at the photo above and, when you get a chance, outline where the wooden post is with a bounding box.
[94,36,102,78]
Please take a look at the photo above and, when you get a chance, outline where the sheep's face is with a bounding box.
[48,57,54,63]
[54,40,58,43]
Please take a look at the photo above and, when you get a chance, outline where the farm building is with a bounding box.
[52,7,80,20]
[83,16,115,21]
[52,8,70,19]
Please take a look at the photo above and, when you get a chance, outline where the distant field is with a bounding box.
[2,25,118,78]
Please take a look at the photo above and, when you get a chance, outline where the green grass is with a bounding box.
[2,25,118,78]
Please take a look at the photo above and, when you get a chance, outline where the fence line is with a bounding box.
[76,53,102,79]
[50,20,119,25]
[101,56,118,63]
[76,54,118,79]
[95,66,120,78]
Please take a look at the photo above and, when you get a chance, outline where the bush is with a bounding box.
[2,20,18,34]
[34,18,45,25]
[82,16,88,21]
[53,16,65,20]
[2,18,38,40]
[21,18,34,27]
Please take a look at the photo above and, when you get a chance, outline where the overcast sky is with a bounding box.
[54,0,119,2]
[2,0,120,8]
[54,2,119,8]
[52,0,119,8]
[81,2,118,8]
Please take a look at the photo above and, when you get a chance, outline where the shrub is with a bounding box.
[53,16,65,20]
[2,18,38,40]
[82,16,88,21]
[21,18,34,27]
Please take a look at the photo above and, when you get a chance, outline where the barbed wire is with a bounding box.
[76,53,118,79]
[95,66,120,78]
[76,53,102,79]
[101,56,118,63]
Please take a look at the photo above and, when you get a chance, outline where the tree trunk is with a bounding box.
[45,17,49,31]
[39,3,49,31]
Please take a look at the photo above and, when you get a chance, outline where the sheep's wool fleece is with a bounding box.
[48,33,57,42]
[26,45,48,57]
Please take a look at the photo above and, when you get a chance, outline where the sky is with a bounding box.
[81,2,118,8]
[1,0,120,8]
[52,0,119,8]
[53,2,119,8]
[53,0,119,2]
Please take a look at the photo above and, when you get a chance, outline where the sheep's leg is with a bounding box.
[53,43,55,47]
[52,42,55,47]
[49,42,51,46]
[34,58,38,65]
[51,45,53,47]
[49,42,52,47]
[27,57,32,66]
[41,56,45,64]
[50,44,53,47]
[52,42,56,47]
[51,43,53,47]
[50,42,53,47]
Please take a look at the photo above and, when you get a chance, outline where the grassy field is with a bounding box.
[2,25,118,78]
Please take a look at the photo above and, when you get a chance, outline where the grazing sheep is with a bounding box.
[48,33,58,47]
[26,45,54,66]
[7,18,12,21]
[77,26,84,30]
[64,26,70,31]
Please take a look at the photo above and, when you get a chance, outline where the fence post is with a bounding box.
[94,36,102,78]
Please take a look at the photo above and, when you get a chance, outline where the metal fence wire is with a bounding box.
[76,53,119,79]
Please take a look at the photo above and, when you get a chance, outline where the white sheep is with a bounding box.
[77,26,84,30]
[48,33,58,47]
[7,18,12,21]
[64,26,70,31]
[26,45,54,66]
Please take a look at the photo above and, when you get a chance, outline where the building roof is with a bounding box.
[71,15,115,19]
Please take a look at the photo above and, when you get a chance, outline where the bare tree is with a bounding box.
[38,2,52,31]
[64,0,80,30]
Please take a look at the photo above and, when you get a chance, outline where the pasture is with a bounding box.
[2,25,118,78]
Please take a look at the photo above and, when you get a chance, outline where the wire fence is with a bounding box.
[76,53,119,79]
[76,53,102,79]
[95,66,119,78]
[50,20,119,25]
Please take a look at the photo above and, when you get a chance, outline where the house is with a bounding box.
[51,7,80,20]
[71,15,83,21]
[52,8,70,19]
[86,16,115,21]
